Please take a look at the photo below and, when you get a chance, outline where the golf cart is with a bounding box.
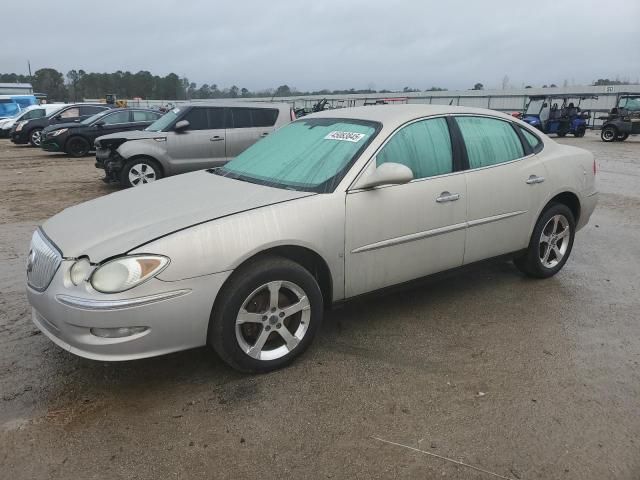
[599,93,640,142]
[522,95,594,137]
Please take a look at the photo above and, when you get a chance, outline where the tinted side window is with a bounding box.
[182,107,209,130]
[518,126,542,152]
[251,108,278,127]
[132,111,162,122]
[24,109,45,120]
[455,117,524,168]
[207,108,225,129]
[102,111,130,125]
[230,108,252,128]
[80,106,108,115]
[377,117,453,180]
[60,107,80,118]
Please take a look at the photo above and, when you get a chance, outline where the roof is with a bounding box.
[185,100,291,109]
[307,104,516,130]
[0,83,33,88]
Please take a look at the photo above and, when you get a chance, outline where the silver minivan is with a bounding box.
[95,102,294,187]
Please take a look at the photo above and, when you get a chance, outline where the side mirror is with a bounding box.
[354,162,413,190]
[174,120,190,132]
[95,120,105,127]
[53,115,61,120]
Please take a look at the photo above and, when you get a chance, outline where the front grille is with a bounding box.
[27,230,62,291]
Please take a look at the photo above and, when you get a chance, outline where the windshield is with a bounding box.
[619,96,640,111]
[216,118,380,193]
[145,108,180,132]
[81,110,111,125]
[525,99,545,115]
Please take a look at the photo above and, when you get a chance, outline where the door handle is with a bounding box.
[526,175,545,184]
[436,191,460,203]
[210,136,224,142]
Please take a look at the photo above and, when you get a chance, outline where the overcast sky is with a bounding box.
[3,0,639,91]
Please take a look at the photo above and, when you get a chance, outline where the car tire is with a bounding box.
[616,133,629,141]
[66,136,90,157]
[514,203,575,279]
[574,127,586,137]
[28,128,43,147]
[601,126,617,142]
[120,157,162,187]
[556,131,567,138]
[209,255,323,373]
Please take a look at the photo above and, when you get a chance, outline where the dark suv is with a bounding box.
[41,108,162,157]
[10,103,113,147]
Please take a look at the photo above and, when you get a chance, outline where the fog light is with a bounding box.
[90,326,148,338]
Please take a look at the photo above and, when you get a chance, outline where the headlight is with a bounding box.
[49,128,68,137]
[15,121,27,132]
[70,258,92,285]
[90,255,169,293]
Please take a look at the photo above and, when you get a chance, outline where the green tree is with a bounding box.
[472,82,484,90]
[32,68,67,100]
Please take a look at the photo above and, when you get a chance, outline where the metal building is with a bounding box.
[0,83,34,95]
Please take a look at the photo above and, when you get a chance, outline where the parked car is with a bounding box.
[10,103,113,147]
[0,104,66,138]
[26,105,597,372]
[94,101,294,187]
[41,108,163,157]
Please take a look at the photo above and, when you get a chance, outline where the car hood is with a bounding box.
[41,170,315,261]
[97,129,165,143]
[43,122,84,133]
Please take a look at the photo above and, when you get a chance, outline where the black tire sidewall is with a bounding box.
[523,204,576,278]
[120,158,162,187]
[601,126,616,142]
[209,256,323,373]
[66,136,90,157]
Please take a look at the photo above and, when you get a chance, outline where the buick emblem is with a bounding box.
[26,250,35,273]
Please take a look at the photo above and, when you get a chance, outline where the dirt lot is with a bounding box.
[0,134,639,479]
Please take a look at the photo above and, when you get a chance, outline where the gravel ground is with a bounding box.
[0,133,638,479]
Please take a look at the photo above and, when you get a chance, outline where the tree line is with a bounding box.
[0,68,448,102]
[1,68,635,101]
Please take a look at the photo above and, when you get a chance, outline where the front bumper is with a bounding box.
[10,130,28,144]
[27,260,231,361]
[95,148,125,183]
[41,137,64,152]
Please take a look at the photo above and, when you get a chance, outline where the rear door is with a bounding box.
[89,110,135,143]
[456,116,549,263]
[225,107,279,159]
[166,106,226,173]
[131,110,162,131]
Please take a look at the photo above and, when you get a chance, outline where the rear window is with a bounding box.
[229,107,278,128]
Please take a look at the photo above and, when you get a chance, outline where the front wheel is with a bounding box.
[209,256,323,373]
[28,128,43,147]
[120,158,162,187]
[601,126,617,142]
[616,133,629,141]
[66,136,90,157]
[574,127,586,137]
[514,203,575,278]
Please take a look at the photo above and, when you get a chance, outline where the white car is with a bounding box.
[26,105,597,372]
[0,104,66,138]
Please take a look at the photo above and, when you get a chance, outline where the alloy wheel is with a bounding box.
[128,163,157,186]
[31,130,42,146]
[235,280,311,361]
[539,214,570,269]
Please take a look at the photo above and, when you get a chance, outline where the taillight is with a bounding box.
[593,158,597,175]
[290,109,296,121]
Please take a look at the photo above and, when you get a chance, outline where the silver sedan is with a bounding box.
[26,105,597,372]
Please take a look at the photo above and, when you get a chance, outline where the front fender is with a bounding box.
[117,140,168,168]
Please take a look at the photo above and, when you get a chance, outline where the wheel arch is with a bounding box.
[543,191,581,224]
[125,154,165,175]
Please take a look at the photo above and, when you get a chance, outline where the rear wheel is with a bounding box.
[601,125,617,142]
[120,158,162,187]
[28,128,43,147]
[514,203,575,278]
[66,136,90,157]
[209,256,323,373]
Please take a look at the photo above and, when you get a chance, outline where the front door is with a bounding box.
[345,117,467,297]
[454,116,549,264]
[166,106,226,173]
